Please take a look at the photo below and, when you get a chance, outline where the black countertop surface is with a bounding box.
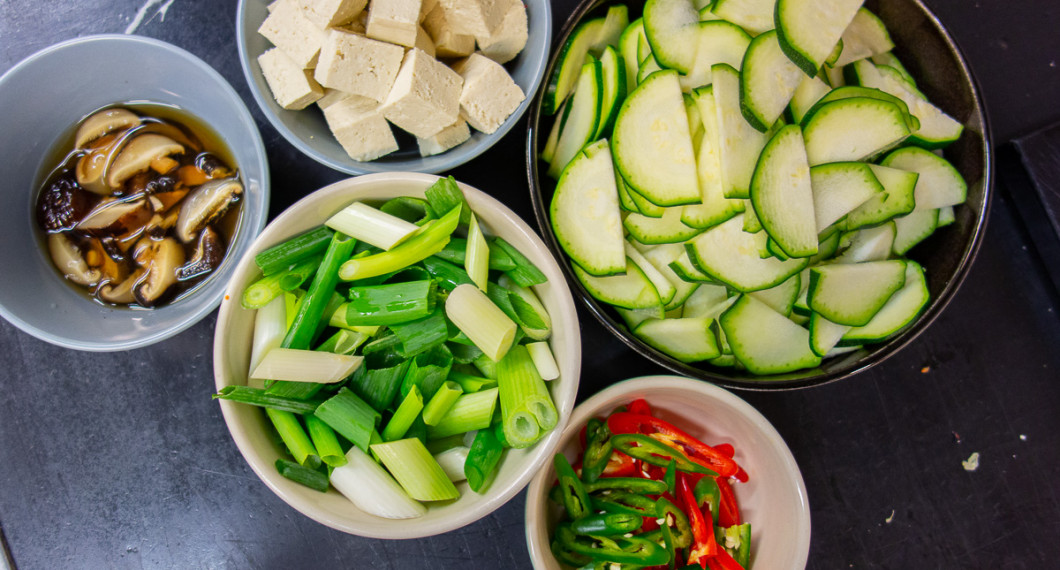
[2,1,1059,568]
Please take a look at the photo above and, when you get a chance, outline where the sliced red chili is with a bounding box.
[602,449,636,477]
[628,398,652,416]
[608,412,747,482]
[705,547,746,570]
[717,476,741,527]
[678,473,717,567]
[714,443,735,458]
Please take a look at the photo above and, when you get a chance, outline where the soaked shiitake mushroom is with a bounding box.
[35,104,243,308]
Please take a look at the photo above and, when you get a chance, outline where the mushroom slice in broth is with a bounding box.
[175,177,242,243]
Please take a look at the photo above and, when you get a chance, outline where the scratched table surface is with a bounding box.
[2,0,1059,568]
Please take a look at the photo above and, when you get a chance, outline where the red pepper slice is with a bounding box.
[714,443,735,458]
[706,548,746,570]
[628,398,652,416]
[601,449,636,478]
[716,476,741,527]
[608,412,747,482]
[678,473,717,567]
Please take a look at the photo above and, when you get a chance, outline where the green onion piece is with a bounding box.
[305,413,347,467]
[338,206,461,281]
[400,343,454,400]
[382,385,424,442]
[492,237,547,287]
[472,353,498,379]
[241,256,321,309]
[498,274,552,340]
[434,238,517,271]
[406,416,428,446]
[433,446,470,482]
[445,284,517,362]
[497,345,557,448]
[464,428,504,493]
[350,359,410,412]
[265,408,317,465]
[314,388,381,453]
[465,213,490,290]
[426,433,466,455]
[425,387,499,440]
[370,438,460,501]
[421,381,464,426]
[249,295,287,380]
[380,196,435,224]
[213,386,324,414]
[315,329,369,355]
[361,332,404,361]
[423,175,471,224]
[250,348,363,383]
[448,369,496,393]
[389,308,449,357]
[255,226,334,275]
[282,232,358,350]
[493,421,510,448]
[422,256,475,291]
[315,291,346,342]
[330,446,427,519]
[342,280,436,326]
[448,342,484,364]
[325,201,419,251]
[274,458,330,492]
[525,341,560,381]
[284,291,301,331]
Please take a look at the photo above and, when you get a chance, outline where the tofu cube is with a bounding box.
[380,49,463,138]
[313,29,405,102]
[420,0,439,22]
[438,0,508,38]
[417,119,471,156]
[316,88,352,111]
[297,0,367,29]
[258,0,326,69]
[475,0,527,64]
[258,48,325,110]
[451,53,525,134]
[323,95,399,161]
[422,4,475,58]
[415,26,437,58]
[366,0,422,48]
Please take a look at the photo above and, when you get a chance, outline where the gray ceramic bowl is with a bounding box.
[527,0,992,390]
[0,35,269,351]
[236,0,551,175]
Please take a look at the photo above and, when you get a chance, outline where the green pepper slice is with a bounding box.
[554,453,591,520]
[570,512,642,536]
[557,524,670,566]
[655,496,693,549]
[584,477,668,495]
[581,417,613,484]
[611,433,719,475]
[694,475,722,525]
[590,491,658,516]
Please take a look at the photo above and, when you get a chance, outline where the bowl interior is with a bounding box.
[236,0,551,175]
[525,375,811,569]
[525,0,992,389]
[213,172,581,538]
[0,35,268,351]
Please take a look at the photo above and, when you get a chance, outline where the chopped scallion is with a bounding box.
[325,201,419,251]
[425,387,499,440]
[445,284,517,362]
[370,438,460,501]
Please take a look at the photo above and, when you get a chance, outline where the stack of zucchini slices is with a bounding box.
[544,0,967,375]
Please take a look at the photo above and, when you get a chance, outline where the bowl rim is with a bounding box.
[234,0,552,175]
[523,374,812,569]
[0,33,270,351]
[213,171,582,538]
[524,0,994,390]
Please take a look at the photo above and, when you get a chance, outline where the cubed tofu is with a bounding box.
[380,48,463,138]
[451,53,525,134]
[316,88,353,111]
[258,48,325,110]
[314,29,405,102]
[422,4,475,58]
[323,95,399,161]
[259,0,326,69]
[438,0,508,38]
[297,0,366,29]
[420,0,439,22]
[415,26,437,57]
[475,0,527,64]
[417,119,471,156]
[366,0,422,48]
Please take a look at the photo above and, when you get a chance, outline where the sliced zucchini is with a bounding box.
[743,199,763,233]
[809,162,884,233]
[624,206,703,244]
[880,146,968,211]
[802,97,910,166]
[832,222,897,264]
[789,75,832,124]
[540,98,569,165]
[808,312,851,356]
[634,317,721,362]
[550,140,625,276]
[808,260,907,326]
[682,283,733,318]
[626,240,677,306]
[775,0,864,76]
[543,17,606,115]
[843,164,918,230]
[848,59,963,148]
[892,208,940,255]
[572,257,662,310]
[937,205,956,227]
[684,86,745,230]
[596,46,628,139]
[633,242,701,311]
[612,70,700,206]
[669,248,717,283]
[711,0,775,35]
[617,305,666,328]
[685,214,808,292]
[637,55,664,83]
[547,57,603,179]
[748,272,801,316]
[624,178,666,217]
[713,64,772,199]
[678,21,753,92]
[832,8,894,67]
[750,125,818,258]
[720,294,821,375]
[841,260,929,343]
[740,30,808,132]
[590,4,630,55]
[643,0,702,74]
[800,85,919,132]
[619,19,647,93]
[615,169,641,213]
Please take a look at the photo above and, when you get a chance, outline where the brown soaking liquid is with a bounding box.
[34,103,244,309]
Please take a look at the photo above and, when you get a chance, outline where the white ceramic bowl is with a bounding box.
[0,35,269,351]
[213,172,581,538]
[525,375,811,569]
[235,0,552,175]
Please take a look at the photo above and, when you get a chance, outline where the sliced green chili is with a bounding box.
[611,433,718,476]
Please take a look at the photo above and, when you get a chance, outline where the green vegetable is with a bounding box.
[254,226,334,275]
[274,458,329,492]
[464,427,504,493]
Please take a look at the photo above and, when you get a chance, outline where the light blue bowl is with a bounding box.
[236,0,551,175]
[0,35,269,351]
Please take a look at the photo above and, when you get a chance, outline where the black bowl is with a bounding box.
[526,0,992,390]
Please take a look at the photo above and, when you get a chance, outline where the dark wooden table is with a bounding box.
[2,1,1059,568]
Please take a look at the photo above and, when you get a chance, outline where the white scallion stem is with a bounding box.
[433,446,471,483]
[445,284,517,362]
[526,341,560,381]
[498,274,552,340]
[370,438,460,501]
[325,201,418,251]
[465,213,490,291]
[248,295,286,387]
[250,348,363,383]
[330,446,426,519]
